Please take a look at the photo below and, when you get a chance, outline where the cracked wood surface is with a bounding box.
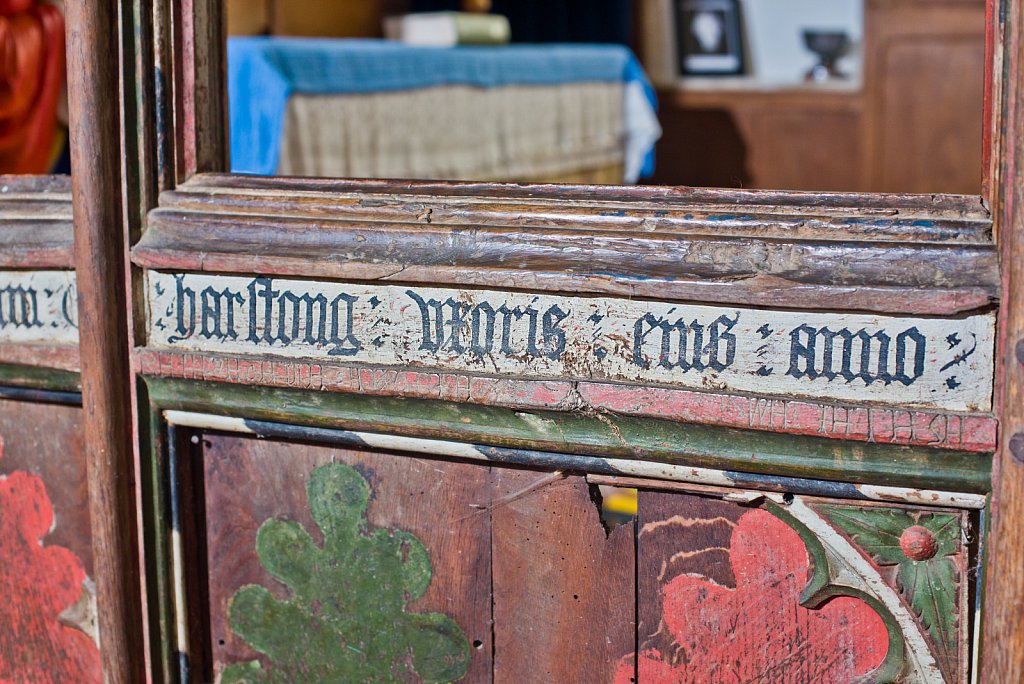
[136,349,997,452]
[134,174,997,316]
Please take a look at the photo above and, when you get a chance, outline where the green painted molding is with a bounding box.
[143,376,991,494]
[0,363,80,393]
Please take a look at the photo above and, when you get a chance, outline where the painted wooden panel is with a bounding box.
[0,398,100,682]
[191,431,972,683]
[633,488,971,683]
[202,434,637,684]
[491,468,635,683]
[0,271,78,346]
[147,272,995,411]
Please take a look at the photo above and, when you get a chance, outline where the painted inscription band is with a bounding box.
[147,272,995,411]
[0,270,78,346]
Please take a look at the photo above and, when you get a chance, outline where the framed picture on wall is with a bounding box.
[675,0,745,76]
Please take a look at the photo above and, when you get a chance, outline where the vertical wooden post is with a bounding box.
[983,0,1024,680]
[66,0,147,681]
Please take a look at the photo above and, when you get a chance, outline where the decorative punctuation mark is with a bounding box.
[154,282,165,297]
[588,313,604,325]
[946,333,961,349]
[594,347,607,360]
[939,333,977,373]
[369,296,380,308]
[757,323,773,339]
[756,366,773,377]
[945,376,960,390]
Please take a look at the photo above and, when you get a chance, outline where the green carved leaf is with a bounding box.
[917,513,960,559]
[222,463,471,683]
[816,504,963,680]
[816,506,912,565]
[898,557,958,674]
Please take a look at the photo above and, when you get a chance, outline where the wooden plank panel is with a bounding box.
[491,468,635,683]
[202,434,492,682]
[0,399,91,570]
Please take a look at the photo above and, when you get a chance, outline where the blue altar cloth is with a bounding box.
[228,37,658,180]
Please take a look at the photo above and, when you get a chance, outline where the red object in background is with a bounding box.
[616,508,889,684]
[0,0,64,174]
[0,437,101,683]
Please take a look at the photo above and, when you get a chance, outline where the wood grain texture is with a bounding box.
[982,0,1024,677]
[66,0,146,680]
[634,491,912,683]
[201,435,492,683]
[132,174,997,316]
[0,174,74,269]
[864,0,986,195]
[491,469,634,683]
[659,87,866,192]
[173,0,228,183]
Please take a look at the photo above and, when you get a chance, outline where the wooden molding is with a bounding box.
[66,0,147,680]
[133,174,998,316]
[0,174,73,268]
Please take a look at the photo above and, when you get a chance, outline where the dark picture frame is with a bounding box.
[675,0,745,76]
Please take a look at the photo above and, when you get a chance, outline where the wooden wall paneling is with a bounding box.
[66,0,147,679]
[864,0,987,194]
[982,0,1024,676]
[662,89,865,192]
[135,348,998,453]
[490,468,635,683]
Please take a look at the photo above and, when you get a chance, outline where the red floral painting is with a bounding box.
[0,440,101,683]
[617,508,888,684]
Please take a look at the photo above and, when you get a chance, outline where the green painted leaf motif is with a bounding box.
[917,513,960,559]
[815,505,913,565]
[898,557,958,674]
[222,463,471,684]
[817,505,963,680]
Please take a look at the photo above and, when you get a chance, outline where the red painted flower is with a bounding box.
[616,508,888,684]
[0,441,101,683]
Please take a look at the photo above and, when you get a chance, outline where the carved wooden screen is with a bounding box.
[64,0,1024,681]
[0,177,102,681]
